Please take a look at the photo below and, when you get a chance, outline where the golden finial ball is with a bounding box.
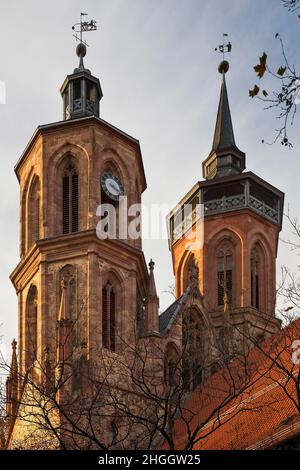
[218,60,229,74]
[76,42,87,58]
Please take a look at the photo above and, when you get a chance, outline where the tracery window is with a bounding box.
[217,248,233,306]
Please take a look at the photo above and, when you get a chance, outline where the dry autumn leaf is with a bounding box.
[277,66,287,76]
[254,52,268,78]
[249,84,260,98]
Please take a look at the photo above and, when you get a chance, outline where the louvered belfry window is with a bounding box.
[102,282,116,351]
[217,250,233,306]
[62,163,79,234]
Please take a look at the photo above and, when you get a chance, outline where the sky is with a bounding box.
[0,0,300,360]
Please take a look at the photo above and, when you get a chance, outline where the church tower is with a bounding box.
[9,39,155,388]
[168,59,284,345]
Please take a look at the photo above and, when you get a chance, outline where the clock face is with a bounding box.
[101,172,124,201]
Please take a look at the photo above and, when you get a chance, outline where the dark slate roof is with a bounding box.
[159,292,188,333]
[212,73,236,153]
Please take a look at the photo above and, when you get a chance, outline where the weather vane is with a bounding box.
[214,34,232,60]
[72,12,97,47]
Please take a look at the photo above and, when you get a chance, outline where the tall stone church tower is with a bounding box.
[4,41,285,449]
[168,59,284,346]
[9,42,153,385]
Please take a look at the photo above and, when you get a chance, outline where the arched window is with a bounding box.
[28,177,40,249]
[251,248,260,309]
[217,248,233,306]
[182,310,203,391]
[25,285,38,370]
[102,282,116,351]
[62,163,79,234]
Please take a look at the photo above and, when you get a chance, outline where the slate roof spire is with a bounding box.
[202,60,245,180]
[212,71,235,152]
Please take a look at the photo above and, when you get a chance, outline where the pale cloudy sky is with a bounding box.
[0,0,299,359]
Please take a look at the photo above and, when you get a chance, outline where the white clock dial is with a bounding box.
[106,178,121,196]
[101,172,124,201]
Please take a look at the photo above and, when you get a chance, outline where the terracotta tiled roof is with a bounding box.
[169,318,300,450]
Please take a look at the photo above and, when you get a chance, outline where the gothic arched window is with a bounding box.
[251,247,260,309]
[28,177,40,249]
[25,285,38,370]
[62,163,79,234]
[217,248,233,306]
[102,282,116,351]
[182,310,203,391]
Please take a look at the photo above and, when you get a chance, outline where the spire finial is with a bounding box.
[215,34,232,74]
[10,339,18,375]
[149,259,155,271]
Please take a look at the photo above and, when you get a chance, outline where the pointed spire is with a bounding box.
[10,339,18,375]
[148,259,158,300]
[212,72,235,153]
[6,339,18,419]
[146,259,159,333]
[202,60,245,180]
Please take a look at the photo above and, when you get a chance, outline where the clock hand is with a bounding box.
[110,181,120,192]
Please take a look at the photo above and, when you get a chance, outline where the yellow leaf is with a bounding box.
[254,52,267,78]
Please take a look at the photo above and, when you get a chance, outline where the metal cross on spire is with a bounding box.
[72,12,97,47]
[214,34,232,61]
